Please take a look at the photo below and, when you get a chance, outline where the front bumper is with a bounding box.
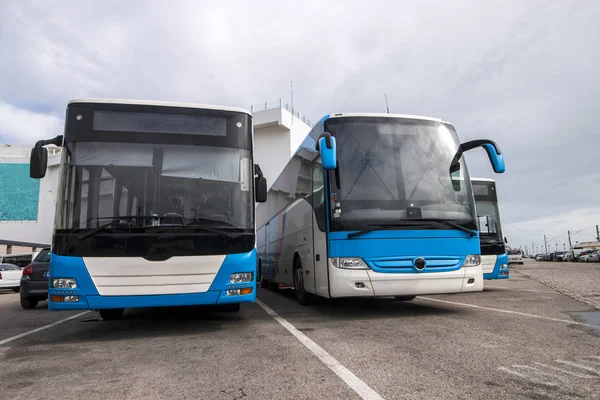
[49,289,256,311]
[19,279,49,298]
[328,264,483,298]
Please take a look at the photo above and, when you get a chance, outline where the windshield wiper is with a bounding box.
[77,220,118,240]
[413,218,477,237]
[347,218,476,239]
[347,221,436,239]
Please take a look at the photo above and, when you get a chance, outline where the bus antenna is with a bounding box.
[384,94,390,114]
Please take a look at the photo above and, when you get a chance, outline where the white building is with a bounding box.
[253,106,312,191]
[0,144,61,254]
[0,104,311,253]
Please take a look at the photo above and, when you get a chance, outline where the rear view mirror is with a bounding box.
[317,132,337,170]
[450,139,506,175]
[30,146,48,179]
[30,135,64,179]
[254,164,267,203]
[504,237,508,243]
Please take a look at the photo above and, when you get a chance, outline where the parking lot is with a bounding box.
[1,259,599,400]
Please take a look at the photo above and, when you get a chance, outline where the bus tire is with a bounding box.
[258,261,269,289]
[20,296,38,309]
[217,303,240,313]
[99,308,124,321]
[293,257,314,306]
[394,296,416,301]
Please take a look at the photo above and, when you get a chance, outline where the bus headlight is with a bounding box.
[52,278,77,288]
[463,255,481,267]
[230,272,254,283]
[330,257,370,270]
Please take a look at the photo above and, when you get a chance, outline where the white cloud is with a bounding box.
[504,207,600,253]
[0,102,63,144]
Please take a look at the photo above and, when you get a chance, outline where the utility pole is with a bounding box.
[544,234,548,253]
[596,225,599,242]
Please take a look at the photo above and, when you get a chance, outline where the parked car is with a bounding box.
[587,251,600,262]
[508,249,524,265]
[19,248,50,309]
[555,251,568,261]
[579,252,590,262]
[0,264,22,292]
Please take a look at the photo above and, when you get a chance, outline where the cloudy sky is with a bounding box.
[1,0,599,252]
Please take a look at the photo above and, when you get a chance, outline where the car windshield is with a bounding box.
[0,264,20,270]
[508,250,521,255]
[325,116,476,231]
[34,250,51,262]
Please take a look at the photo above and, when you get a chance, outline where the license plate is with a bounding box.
[43,271,49,277]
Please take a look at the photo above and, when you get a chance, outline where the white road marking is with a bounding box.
[484,286,558,294]
[555,360,600,375]
[533,362,596,379]
[256,299,385,400]
[0,311,90,346]
[497,366,557,386]
[417,297,600,329]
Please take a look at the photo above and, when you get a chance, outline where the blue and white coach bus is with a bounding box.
[471,178,509,279]
[29,99,267,319]
[256,113,505,304]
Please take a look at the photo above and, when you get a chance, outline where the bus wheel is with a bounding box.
[293,258,314,306]
[99,308,124,321]
[258,262,269,289]
[394,296,416,301]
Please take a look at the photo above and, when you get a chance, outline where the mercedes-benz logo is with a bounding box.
[414,257,427,271]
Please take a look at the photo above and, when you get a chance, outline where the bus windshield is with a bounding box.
[325,116,476,231]
[472,179,505,255]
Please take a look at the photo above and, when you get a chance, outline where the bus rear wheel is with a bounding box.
[394,296,416,301]
[293,258,314,306]
[99,308,124,321]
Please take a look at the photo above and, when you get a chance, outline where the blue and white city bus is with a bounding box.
[471,178,509,279]
[29,99,267,319]
[256,113,505,305]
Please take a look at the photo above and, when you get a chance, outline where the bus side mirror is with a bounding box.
[449,139,506,176]
[30,145,48,179]
[254,164,267,203]
[317,132,337,170]
[504,237,508,243]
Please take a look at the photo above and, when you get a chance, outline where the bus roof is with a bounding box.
[68,98,252,116]
[324,113,452,125]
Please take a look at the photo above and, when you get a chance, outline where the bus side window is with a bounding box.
[312,162,326,231]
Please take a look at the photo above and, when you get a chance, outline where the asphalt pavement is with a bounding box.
[1,260,599,400]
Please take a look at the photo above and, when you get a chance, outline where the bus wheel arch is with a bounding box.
[293,253,314,306]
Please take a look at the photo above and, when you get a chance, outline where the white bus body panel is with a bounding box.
[481,255,497,274]
[83,255,225,296]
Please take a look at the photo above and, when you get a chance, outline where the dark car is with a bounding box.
[19,248,50,309]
